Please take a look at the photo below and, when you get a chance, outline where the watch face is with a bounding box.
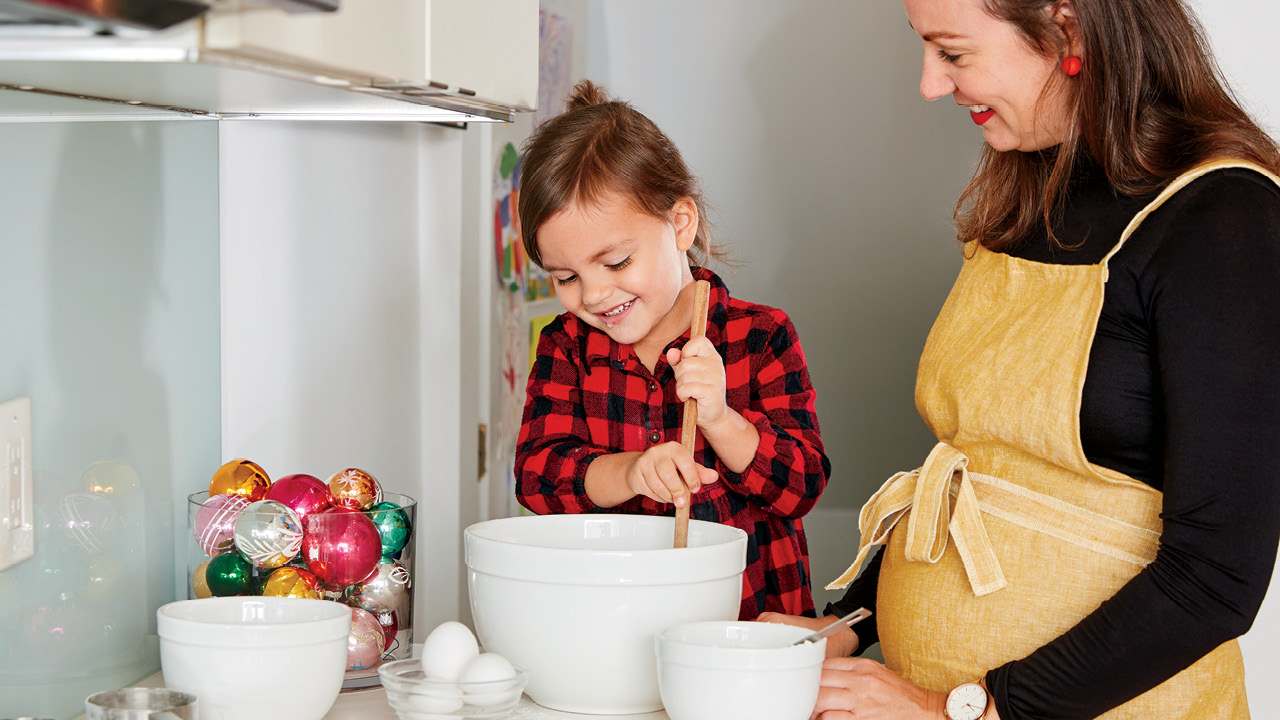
[946,683,988,720]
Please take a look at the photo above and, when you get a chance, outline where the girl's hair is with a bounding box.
[959,0,1280,251]
[517,79,725,268]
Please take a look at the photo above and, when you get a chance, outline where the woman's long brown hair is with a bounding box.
[959,0,1280,251]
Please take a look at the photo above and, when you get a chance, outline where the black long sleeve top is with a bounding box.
[827,162,1280,719]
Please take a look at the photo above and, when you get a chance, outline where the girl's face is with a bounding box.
[538,192,698,354]
[904,0,1075,152]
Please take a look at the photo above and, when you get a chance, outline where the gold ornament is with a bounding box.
[209,459,270,501]
[328,468,383,511]
[192,559,212,599]
[260,566,321,599]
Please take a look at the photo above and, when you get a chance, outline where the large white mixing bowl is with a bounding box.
[464,514,747,715]
[157,596,350,720]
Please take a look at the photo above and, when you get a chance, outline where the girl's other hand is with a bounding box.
[667,337,728,428]
[625,441,719,507]
[757,613,859,658]
[810,658,947,720]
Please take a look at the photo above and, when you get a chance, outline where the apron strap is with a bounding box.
[1103,160,1280,270]
[826,442,1007,597]
[826,443,1164,597]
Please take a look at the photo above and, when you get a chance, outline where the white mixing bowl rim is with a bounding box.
[157,596,351,647]
[655,621,827,671]
[464,515,748,585]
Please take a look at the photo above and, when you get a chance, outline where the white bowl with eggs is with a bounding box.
[157,596,350,720]
[655,621,826,720]
[380,621,528,720]
[464,514,748,714]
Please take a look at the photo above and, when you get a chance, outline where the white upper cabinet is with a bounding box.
[203,0,538,112]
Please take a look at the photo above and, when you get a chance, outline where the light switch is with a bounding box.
[0,396,33,572]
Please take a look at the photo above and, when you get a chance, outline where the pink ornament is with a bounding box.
[193,494,250,555]
[346,606,386,671]
[264,474,334,526]
[300,507,382,588]
[349,592,400,652]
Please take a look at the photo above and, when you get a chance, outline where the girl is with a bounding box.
[514,80,831,620]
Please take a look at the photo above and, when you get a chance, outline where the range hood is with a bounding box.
[0,0,535,122]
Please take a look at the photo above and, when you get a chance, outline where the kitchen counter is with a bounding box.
[128,670,670,719]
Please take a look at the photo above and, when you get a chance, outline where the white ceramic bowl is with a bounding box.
[378,657,530,720]
[656,621,826,720]
[464,515,747,715]
[157,596,350,720]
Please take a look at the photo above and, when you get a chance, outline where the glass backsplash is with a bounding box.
[0,117,221,719]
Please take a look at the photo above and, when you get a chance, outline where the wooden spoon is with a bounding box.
[674,279,712,549]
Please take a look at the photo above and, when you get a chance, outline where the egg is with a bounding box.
[421,620,479,681]
[459,652,520,707]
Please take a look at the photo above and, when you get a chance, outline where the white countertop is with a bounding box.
[130,671,669,720]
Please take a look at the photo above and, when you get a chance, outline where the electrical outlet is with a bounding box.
[0,397,33,572]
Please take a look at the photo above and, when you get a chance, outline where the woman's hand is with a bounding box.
[757,612,859,658]
[624,441,718,508]
[667,337,728,429]
[810,658,947,720]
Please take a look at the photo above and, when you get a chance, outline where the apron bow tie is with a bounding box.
[826,442,1007,597]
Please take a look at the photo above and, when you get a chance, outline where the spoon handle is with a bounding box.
[791,607,872,646]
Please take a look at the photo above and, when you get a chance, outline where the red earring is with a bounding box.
[1062,56,1082,76]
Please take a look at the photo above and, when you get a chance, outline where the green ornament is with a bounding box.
[206,552,254,596]
[369,501,411,557]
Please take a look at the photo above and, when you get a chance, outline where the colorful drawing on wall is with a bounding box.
[529,314,558,369]
[536,10,574,130]
[497,293,529,462]
[493,142,556,302]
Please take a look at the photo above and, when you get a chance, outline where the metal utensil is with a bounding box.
[789,607,872,646]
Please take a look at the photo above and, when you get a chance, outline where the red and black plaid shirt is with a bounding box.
[515,268,830,619]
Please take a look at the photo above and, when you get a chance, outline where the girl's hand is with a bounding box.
[625,441,719,508]
[757,612,859,658]
[667,337,728,428]
[810,658,947,720]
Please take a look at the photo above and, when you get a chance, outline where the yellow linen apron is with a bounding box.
[830,160,1280,719]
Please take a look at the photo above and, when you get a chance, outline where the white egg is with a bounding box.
[421,620,480,681]
[460,652,520,707]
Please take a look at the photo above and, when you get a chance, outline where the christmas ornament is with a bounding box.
[346,607,386,671]
[300,507,382,588]
[193,493,250,556]
[368,501,411,557]
[349,591,401,653]
[327,468,382,511]
[209,458,270,501]
[260,566,321,599]
[349,560,411,611]
[233,499,304,569]
[206,552,254,596]
[192,559,212,599]
[264,473,333,526]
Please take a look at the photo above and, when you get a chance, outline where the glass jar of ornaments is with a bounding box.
[186,459,417,689]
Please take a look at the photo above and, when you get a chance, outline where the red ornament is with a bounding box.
[300,507,382,588]
[264,474,334,526]
[1062,56,1082,76]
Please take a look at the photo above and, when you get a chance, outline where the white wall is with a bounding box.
[218,120,470,636]
[588,0,1280,706]
[1188,1,1280,709]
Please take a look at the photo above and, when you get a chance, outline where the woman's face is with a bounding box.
[903,0,1074,152]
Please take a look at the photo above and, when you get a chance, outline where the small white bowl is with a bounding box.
[655,621,826,720]
[378,657,530,720]
[157,596,350,720]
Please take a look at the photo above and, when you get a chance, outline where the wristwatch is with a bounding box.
[945,681,991,720]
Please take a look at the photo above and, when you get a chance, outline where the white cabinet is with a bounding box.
[204,0,538,111]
